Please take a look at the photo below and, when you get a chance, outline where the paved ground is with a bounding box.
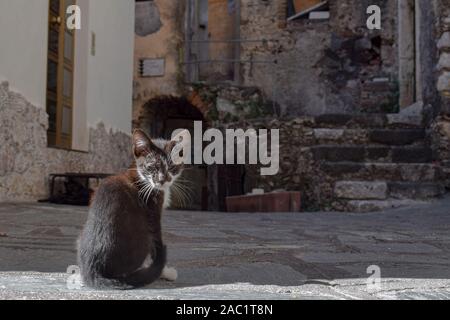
[0,198,450,300]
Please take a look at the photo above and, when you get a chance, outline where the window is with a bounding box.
[287,0,329,21]
[46,0,75,149]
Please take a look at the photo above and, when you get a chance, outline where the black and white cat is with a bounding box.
[77,129,188,289]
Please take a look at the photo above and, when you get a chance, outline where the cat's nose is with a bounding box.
[158,174,171,184]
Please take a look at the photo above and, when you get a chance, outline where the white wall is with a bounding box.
[72,0,91,151]
[85,0,134,135]
[74,0,135,150]
[0,0,48,108]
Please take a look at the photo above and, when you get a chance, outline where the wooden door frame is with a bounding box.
[46,0,76,149]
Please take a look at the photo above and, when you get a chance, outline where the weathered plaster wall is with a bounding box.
[134,0,400,122]
[239,0,399,116]
[204,0,237,81]
[133,0,185,127]
[0,82,132,202]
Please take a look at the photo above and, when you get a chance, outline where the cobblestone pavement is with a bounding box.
[0,199,450,300]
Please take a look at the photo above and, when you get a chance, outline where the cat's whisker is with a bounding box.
[170,182,193,208]
[174,179,195,186]
[170,184,184,207]
[174,181,195,196]
[144,183,155,204]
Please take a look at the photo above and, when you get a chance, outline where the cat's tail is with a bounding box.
[83,243,167,290]
[118,243,167,288]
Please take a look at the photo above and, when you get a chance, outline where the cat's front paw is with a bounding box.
[161,266,178,282]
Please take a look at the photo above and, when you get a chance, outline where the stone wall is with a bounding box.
[0,81,132,202]
[133,0,400,124]
[431,115,450,188]
[436,0,450,115]
[187,83,276,123]
[239,0,399,116]
[431,1,450,188]
[220,117,327,211]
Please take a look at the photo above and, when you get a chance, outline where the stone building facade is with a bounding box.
[0,0,135,202]
[132,0,450,211]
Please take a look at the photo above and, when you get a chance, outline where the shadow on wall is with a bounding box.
[135,0,162,37]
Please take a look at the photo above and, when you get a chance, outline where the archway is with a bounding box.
[137,96,208,211]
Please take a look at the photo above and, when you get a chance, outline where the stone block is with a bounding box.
[334,181,388,200]
[313,129,344,141]
[438,32,450,50]
[391,147,433,163]
[387,101,424,127]
[369,129,425,145]
[438,72,450,92]
[438,52,450,71]
[366,147,390,161]
[312,146,365,162]
[388,182,445,200]
[314,114,353,127]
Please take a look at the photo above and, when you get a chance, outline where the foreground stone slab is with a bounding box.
[1,272,450,300]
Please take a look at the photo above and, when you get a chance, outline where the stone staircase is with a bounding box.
[310,112,446,212]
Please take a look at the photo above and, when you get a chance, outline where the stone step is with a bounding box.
[313,128,426,146]
[313,113,423,129]
[368,129,426,145]
[341,199,430,213]
[312,145,433,163]
[388,182,446,200]
[333,181,445,201]
[442,162,450,189]
[321,162,441,182]
[334,181,388,200]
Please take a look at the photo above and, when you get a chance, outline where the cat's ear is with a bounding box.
[164,140,177,155]
[132,129,155,158]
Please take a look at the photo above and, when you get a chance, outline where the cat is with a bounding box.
[77,129,189,290]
